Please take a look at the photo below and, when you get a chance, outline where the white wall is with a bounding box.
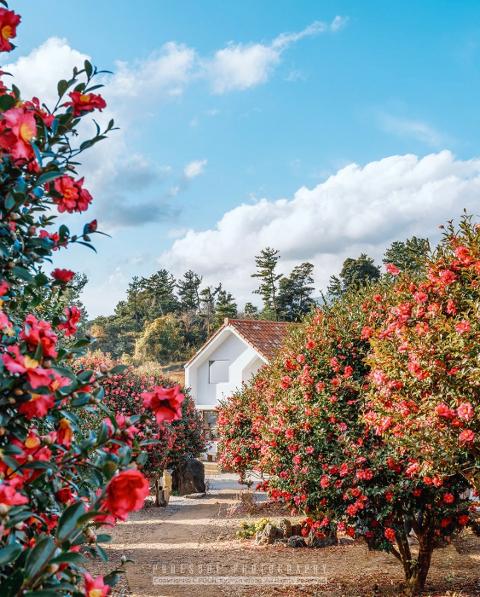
[185,329,265,409]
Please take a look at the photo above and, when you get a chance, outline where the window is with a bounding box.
[202,410,219,440]
[209,360,229,383]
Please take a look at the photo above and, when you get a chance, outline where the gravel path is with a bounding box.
[91,474,480,597]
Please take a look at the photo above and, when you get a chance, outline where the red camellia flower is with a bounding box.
[83,573,111,597]
[103,469,149,520]
[455,320,471,334]
[66,91,106,117]
[58,306,81,337]
[384,527,396,542]
[19,392,55,419]
[457,402,474,422]
[459,429,475,444]
[0,8,20,52]
[0,107,36,161]
[52,175,93,213]
[141,385,185,424]
[20,314,58,359]
[386,263,400,275]
[443,492,455,504]
[51,268,75,283]
[0,482,28,506]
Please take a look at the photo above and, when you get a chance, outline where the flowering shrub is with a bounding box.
[0,5,180,594]
[77,352,206,480]
[220,287,475,594]
[366,216,480,490]
[217,384,265,484]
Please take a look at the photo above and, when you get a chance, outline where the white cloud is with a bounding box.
[107,42,196,105]
[159,151,480,305]
[379,113,447,148]
[184,159,207,179]
[5,37,90,107]
[206,16,346,94]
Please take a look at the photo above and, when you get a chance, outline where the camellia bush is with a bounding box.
[77,352,206,489]
[0,4,183,594]
[217,383,266,484]
[220,287,475,594]
[366,216,480,490]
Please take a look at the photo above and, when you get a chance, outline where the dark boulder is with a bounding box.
[172,457,206,496]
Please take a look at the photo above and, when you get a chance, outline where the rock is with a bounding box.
[278,518,292,538]
[255,522,279,545]
[290,523,302,536]
[287,535,306,548]
[304,529,338,548]
[172,457,206,496]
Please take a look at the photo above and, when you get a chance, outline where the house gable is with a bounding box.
[185,327,264,410]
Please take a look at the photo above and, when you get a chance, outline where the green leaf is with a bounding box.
[57,79,69,98]
[0,569,24,594]
[12,266,33,281]
[6,510,40,528]
[24,536,56,579]
[4,194,15,210]
[0,94,16,111]
[24,591,62,597]
[50,551,85,565]
[96,533,112,543]
[84,60,93,78]
[34,272,49,287]
[0,542,22,565]
[56,501,86,542]
[37,170,62,187]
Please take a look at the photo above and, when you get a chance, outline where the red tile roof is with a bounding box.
[185,318,293,367]
[226,318,292,361]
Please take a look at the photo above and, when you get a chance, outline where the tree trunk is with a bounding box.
[405,540,434,595]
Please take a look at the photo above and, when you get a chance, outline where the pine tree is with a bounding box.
[243,302,259,319]
[141,269,179,317]
[383,236,430,273]
[278,262,315,321]
[251,247,282,320]
[327,254,380,299]
[199,284,221,335]
[214,289,238,328]
[177,270,202,312]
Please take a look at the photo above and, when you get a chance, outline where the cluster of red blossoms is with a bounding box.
[51,175,93,214]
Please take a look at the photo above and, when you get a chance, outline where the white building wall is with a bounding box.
[185,330,265,409]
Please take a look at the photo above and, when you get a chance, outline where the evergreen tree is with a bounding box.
[251,247,282,320]
[243,302,259,319]
[278,262,315,321]
[199,284,221,336]
[214,289,238,328]
[140,269,179,317]
[327,254,380,299]
[177,270,202,312]
[383,236,430,273]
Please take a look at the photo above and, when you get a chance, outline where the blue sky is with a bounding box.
[8,1,480,316]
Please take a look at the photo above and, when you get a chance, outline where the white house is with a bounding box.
[184,318,291,457]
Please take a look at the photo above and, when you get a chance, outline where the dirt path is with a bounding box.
[101,475,480,597]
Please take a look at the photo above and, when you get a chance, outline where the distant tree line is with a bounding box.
[88,235,430,364]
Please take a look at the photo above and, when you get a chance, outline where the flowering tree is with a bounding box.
[0,4,182,594]
[366,216,480,490]
[77,352,206,486]
[217,383,265,484]
[220,288,475,594]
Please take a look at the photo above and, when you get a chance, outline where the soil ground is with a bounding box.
[90,475,480,597]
